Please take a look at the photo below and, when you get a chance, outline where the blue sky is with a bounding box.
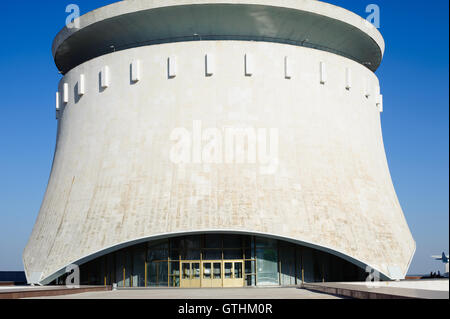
[0,0,448,275]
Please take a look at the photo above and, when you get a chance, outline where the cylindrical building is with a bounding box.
[24,0,415,287]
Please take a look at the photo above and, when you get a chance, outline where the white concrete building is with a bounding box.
[24,0,415,287]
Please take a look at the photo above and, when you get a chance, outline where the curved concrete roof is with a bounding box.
[53,0,384,74]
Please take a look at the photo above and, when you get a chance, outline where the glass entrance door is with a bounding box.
[201,261,222,288]
[180,260,244,288]
[180,262,201,288]
[223,261,244,287]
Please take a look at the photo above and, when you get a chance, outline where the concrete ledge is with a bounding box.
[302,282,449,299]
[0,286,112,299]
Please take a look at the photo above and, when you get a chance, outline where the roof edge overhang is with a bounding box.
[52,0,384,74]
[33,229,398,286]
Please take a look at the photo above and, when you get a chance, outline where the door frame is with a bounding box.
[180,260,245,288]
[201,260,223,288]
[222,260,245,288]
[180,261,201,288]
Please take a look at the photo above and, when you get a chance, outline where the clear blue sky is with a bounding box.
[0,0,448,275]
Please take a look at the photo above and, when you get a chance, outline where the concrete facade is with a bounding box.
[24,0,415,285]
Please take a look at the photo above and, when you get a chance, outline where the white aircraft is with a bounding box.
[431,252,449,277]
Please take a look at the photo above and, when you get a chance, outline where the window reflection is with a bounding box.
[203,263,211,279]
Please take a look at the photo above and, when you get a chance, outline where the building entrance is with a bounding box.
[72,234,368,288]
[180,260,244,288]
[201,261,222,288]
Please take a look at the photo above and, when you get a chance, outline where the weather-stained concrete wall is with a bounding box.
[23,40,415,284]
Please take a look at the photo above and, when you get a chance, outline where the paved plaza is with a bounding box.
[26,287,342,299]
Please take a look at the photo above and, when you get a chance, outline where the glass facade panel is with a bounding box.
[203,263,212,279]
[62,234,366,287]
[169,262,180,287]
[171,238,182,249]
[115,251,125,287]
[148,242,168,261]
[246,275,256,286]
[223,249,243,260]
[213,263,221,279]
[322,254,331,283]
[169,249,180,260]
[234,263,243,279]
[204,234,222,248]
[158,261,168,286]
[106,254,114,285]
[79,264,87,285]
[313,251,323,282]
[296,247,303,284]
[224,263,232,278]
[170,262,180,276]
[280,244,296,286]
[99,258,106,286]
[243,236,253,248]
[132,246,146,287]
[256,238,279,286]
[124,251,132,287]
[147,262,158,286]
[182,263,190,279]
[169,275,180,287]
[192,263,200,279]
[244,248,255,259]
[181,249,201,260]
[256,237,277,248]
[302,247,314,282]
[203,250,221,260]
[245,260,255,274]
[182,236,201,250]
[88,259,101,285]
[223,235,242,248]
